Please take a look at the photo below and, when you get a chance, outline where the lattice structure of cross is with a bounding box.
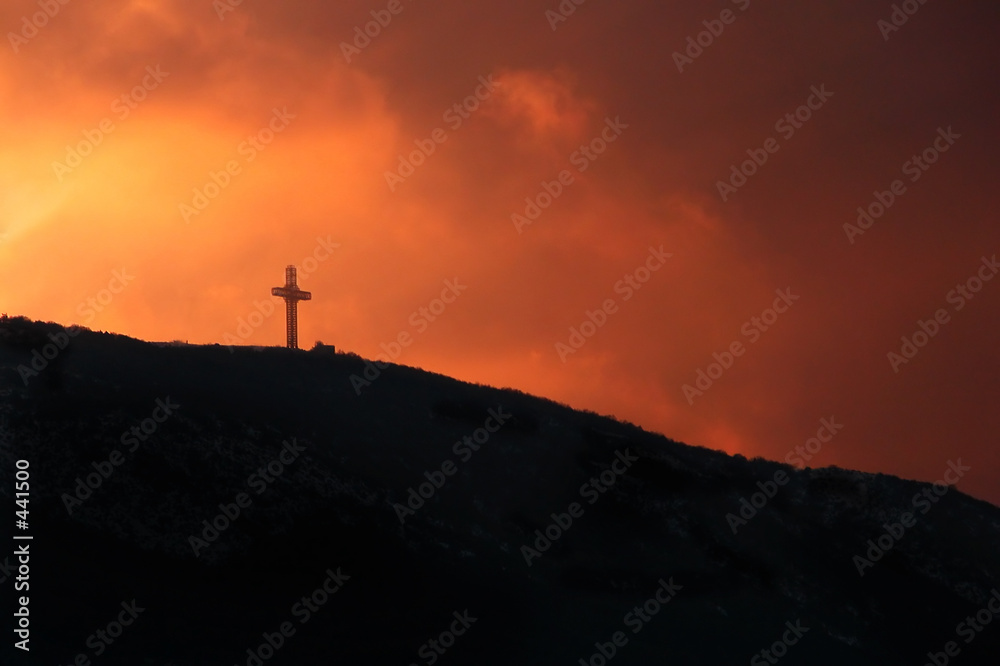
[271,265,311,349]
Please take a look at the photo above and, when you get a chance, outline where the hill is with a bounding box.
[1,317,998,665]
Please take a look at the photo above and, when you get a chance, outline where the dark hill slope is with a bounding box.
[0,318,998,665]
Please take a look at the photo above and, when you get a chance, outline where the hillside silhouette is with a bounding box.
[1,318,998,665]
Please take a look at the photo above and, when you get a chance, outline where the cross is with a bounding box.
[271,265,311,349]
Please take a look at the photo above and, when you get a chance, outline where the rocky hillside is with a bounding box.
[1,317,998,665]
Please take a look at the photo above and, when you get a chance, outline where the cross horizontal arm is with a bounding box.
[271,288,312,301]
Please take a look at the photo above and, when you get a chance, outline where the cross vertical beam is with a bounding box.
[271,265,311,349]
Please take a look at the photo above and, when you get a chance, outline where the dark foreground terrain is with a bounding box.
[1,318,998,665]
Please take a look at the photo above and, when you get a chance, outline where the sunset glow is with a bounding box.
[2,0,998,504]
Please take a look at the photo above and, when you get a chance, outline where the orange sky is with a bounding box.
[2,0,998,504]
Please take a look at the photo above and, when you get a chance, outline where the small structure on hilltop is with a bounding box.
[271,265,311,349]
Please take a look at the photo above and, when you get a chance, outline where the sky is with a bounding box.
[2,0,998,504]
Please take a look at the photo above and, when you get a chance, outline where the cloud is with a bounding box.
[2,0,998,504]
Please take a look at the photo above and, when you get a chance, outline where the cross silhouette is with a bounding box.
[271,265,311,349]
